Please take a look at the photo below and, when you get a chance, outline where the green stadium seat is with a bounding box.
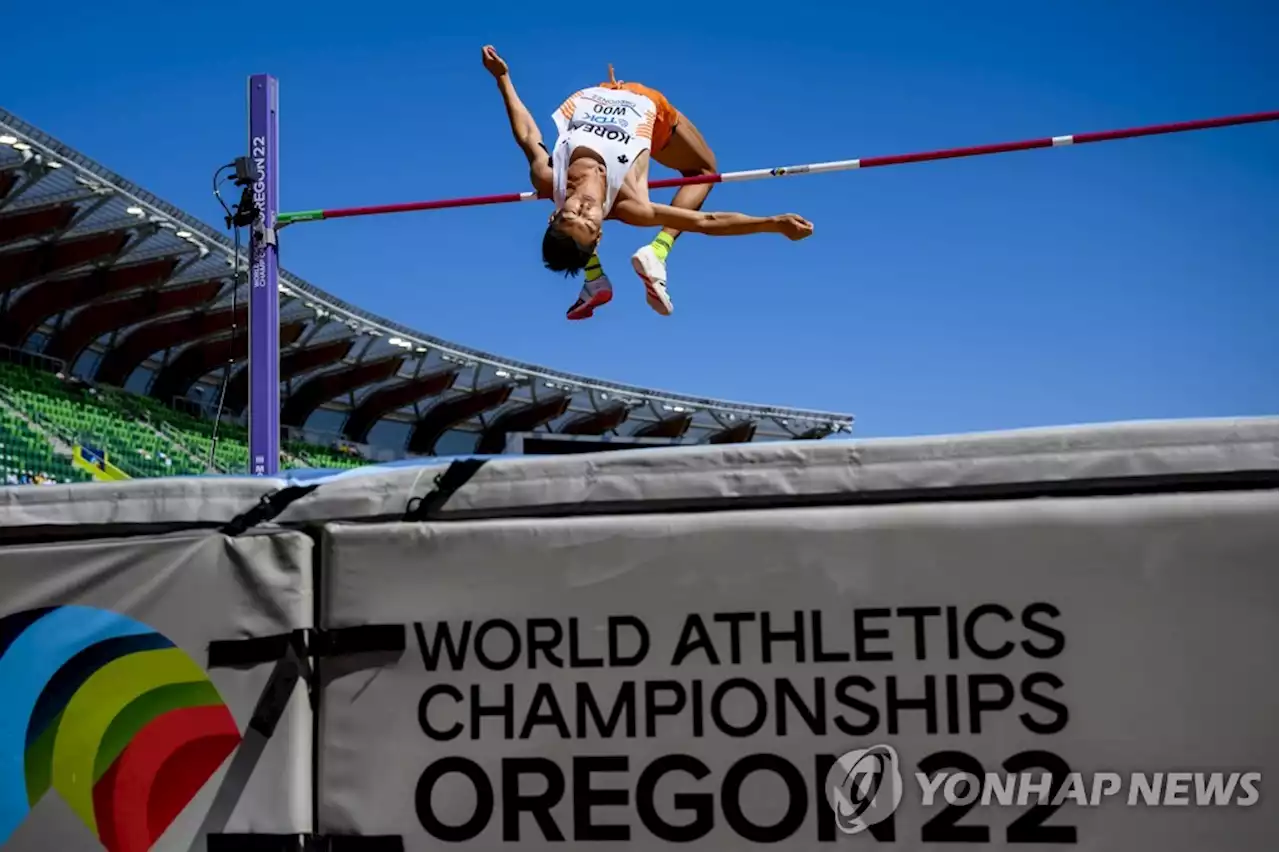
[0,408,93,485]
[0,361,378,480]
[0,362,205,479]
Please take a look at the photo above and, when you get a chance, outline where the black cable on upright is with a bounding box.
[207,158,259,472]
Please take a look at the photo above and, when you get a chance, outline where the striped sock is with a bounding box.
[650,232,675,262]
[584,254,604,282]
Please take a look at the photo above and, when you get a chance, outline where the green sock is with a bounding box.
[584,254,605,283]
[651,232,675,262]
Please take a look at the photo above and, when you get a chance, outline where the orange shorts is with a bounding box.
[599,80,679,152]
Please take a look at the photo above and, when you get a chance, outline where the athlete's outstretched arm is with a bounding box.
[481,46,552,195]
[615,200,814,240]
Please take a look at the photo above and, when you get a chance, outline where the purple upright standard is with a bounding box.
[247,74,280,475]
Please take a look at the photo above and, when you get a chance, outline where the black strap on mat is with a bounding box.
[205,627,408,851]
[208,629,310,737]
[209,626,405,670]
[312,624,406,657]
[403,458,487,521]
[208,631,301,669]
[205,491,416,852]
[207,625,403,735]
[221,483,320,536]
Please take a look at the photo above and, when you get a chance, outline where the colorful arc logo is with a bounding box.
[0,606,241,852]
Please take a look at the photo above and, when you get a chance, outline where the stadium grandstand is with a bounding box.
[0,106,853,484]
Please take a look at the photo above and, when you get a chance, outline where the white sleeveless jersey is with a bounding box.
[550,86,658,215]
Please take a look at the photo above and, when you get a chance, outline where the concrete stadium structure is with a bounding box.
[0,107,852,463]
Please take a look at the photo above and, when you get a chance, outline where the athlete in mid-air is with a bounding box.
[481,45,814,320]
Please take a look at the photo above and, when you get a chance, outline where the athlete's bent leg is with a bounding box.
[632,112,718,315]
[653,113,719,241]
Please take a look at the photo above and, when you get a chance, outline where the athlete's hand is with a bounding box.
[773,214,814,241]
[481,46,509,78]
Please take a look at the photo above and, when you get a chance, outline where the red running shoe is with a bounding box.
[566,276,613,320]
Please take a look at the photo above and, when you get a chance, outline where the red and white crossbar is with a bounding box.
[275,110,1277,226]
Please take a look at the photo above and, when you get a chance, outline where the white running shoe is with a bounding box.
[566,275,613,321]
[631,244,673,316]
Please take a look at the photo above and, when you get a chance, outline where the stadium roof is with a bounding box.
[0,106,853,453]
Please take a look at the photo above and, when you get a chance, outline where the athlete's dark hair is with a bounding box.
[541,223,593,277]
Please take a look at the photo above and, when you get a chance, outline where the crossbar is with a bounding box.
[276,110,1277,226]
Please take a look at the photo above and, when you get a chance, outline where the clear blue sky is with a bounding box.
[7,0,1276,437]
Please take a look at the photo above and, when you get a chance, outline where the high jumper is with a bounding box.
[243,71,1273,475]
[481,45,814,321]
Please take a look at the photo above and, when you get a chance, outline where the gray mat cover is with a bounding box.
[1,417,1272,530]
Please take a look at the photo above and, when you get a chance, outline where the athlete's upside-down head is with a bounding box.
[542,188,603,276]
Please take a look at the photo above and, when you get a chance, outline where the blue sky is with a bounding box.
[6,0,1276,437]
